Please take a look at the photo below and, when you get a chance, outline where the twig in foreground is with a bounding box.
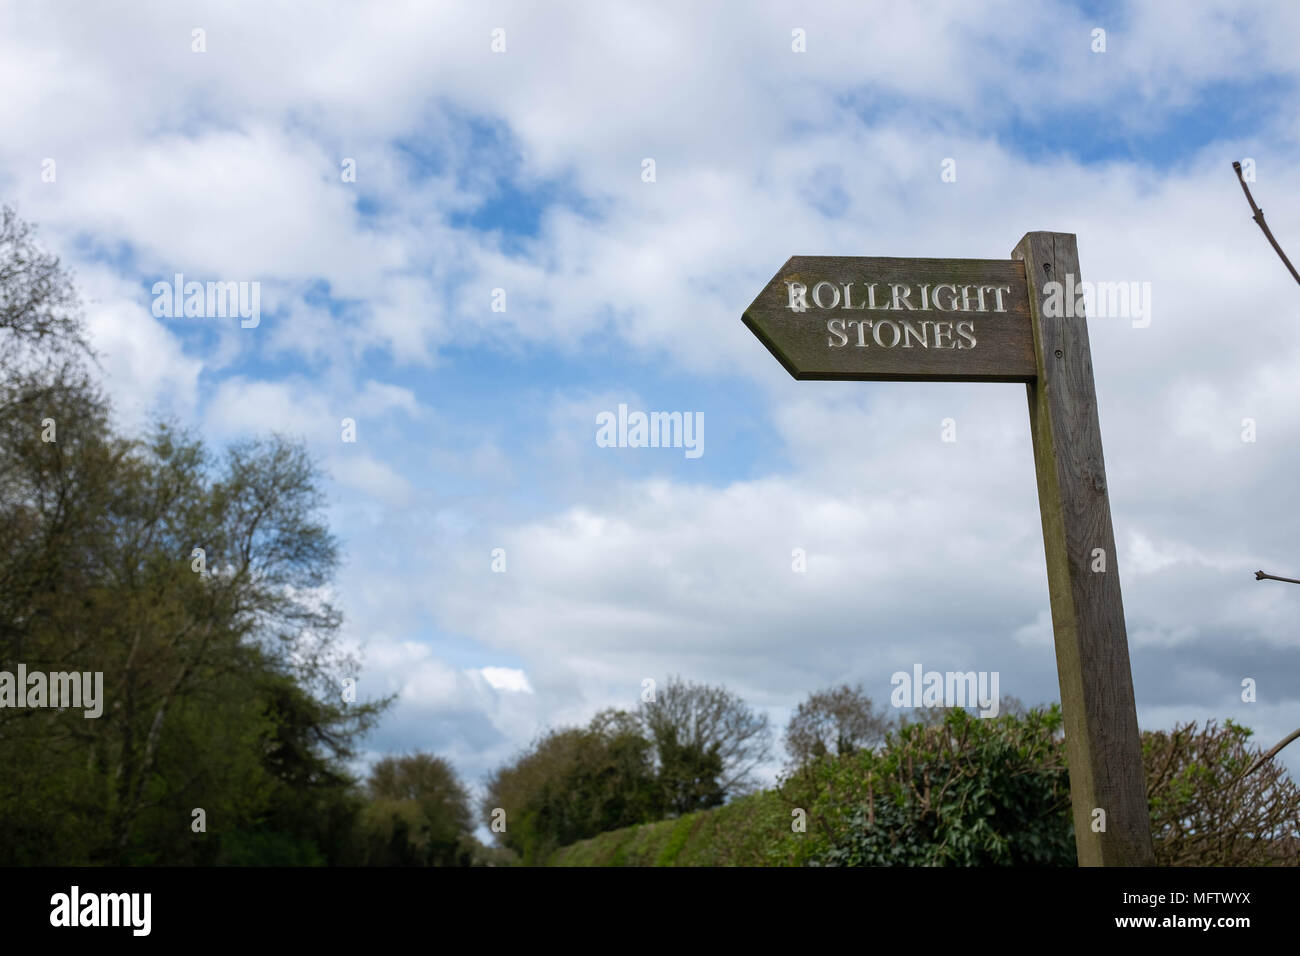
[1232,161,1300,285]
[1255,570,1300,585]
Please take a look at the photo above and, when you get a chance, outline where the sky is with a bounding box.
[2,0,1299,810]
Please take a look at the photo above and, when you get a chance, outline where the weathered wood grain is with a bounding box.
[1014,231,1155,866]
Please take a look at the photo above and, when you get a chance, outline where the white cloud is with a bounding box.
[479,667,533,693]
[74,263,203,429]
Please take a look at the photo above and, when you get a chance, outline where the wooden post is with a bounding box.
[742,239,1156,865]
[1013,231,1155,866]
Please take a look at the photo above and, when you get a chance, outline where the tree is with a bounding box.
[784,683,891,767]
[93,427,385,859]
[483,710,660,863]
[0,206,389,865]
[655,724,726,816]
[0,422,389,864]
[481,684,774,861]
[638,675,771,803]
[0,205,93,401]
[1145,719,1299,866]
[363,752,474,866]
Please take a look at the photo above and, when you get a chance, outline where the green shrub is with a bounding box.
[789,706,1074,866]
[545,706,1300,867]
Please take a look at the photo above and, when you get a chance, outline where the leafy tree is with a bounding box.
[483,709,660,863]
[363,752,474,866]
[0,206,388,865]
[218,673,373,866]
[639,675,771,801]
[485,680,773,860]
[655,724,726,816]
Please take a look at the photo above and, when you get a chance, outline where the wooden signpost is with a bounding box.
[743,232,1154,866]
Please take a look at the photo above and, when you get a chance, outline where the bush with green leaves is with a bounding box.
[789,705,1075,866]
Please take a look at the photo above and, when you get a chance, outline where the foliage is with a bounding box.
[638,674,772,800]
[486,678,773,861]
[483,709,661,864]
[549,707,1300,868]
[361,752,475,866]
[0,205,389,865]
[654,724,726,816]
[551,707,1075,867]
[796,706,1075,866]
[1145,719,1299,866]
[548,790,801,867]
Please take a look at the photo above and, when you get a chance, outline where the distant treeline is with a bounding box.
[544,706,1300,867]
[485,681,1298,867]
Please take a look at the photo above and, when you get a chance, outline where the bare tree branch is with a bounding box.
[1236,727,1300,782]
[1232,161,1300,285]
[1255,569,1300,585]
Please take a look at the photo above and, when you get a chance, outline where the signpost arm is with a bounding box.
[1013,231,1155,866]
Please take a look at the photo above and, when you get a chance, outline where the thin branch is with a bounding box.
[1232,162,1300,285]
[1255,569,1300,585]
[1235,727,1300,782]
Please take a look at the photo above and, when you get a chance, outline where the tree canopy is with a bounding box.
[0,205,396,865]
